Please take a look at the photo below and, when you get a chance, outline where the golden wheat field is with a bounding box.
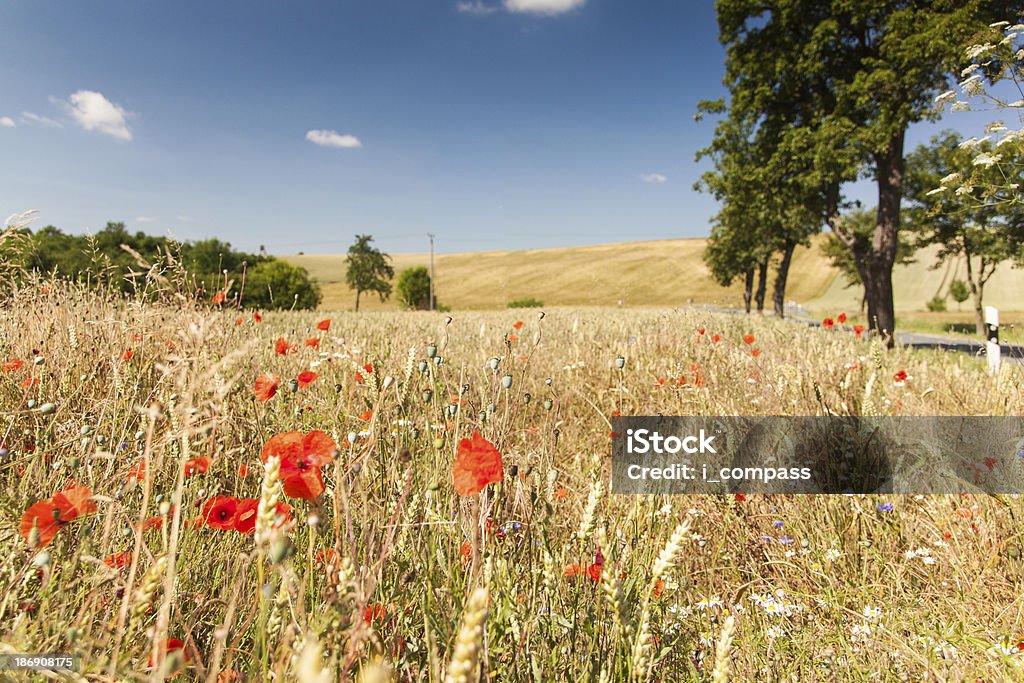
[3,282,1024,682]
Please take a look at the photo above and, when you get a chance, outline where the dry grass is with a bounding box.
[282,237,838,312]
[2,281,1024,681]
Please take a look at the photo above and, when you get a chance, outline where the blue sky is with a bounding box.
[0,0,1005,255]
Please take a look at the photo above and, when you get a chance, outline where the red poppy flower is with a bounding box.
[460,542,472,561]
[316,319,331,331]
[653,579,665,597]
[141,516,164,531]
[893,369,908,385]
[751,348,761,357]
[260,430,337,467]
[513,320,524,330]
[184,456,211,476]
[254,373,281,402]
[2,359,24,372]
[148,638,189,669]
[563,563,582,578]
[742,334,755,345]
[315,547,341,569]
[586,562,602,582]
[274,338,296,355]
[23,377,40,388]
[20,499,66,547]
[364,604,387,626]
[304,337,319,349]
[359,409,372,421]
[363,362,374,374]
[127,461,146,483]
[202,496,239,530]
[53,480,96,517]
[837,312,847,324]
[104,551,132,570]
[121,349,134,362]
[212,291,226,304]
[853,325,865,339]
[280,460,325,498]
[822,318,834,330]
[296,371,318,389]
[508,334,519,344]
[253,311,263,323]
[233,498,259,534]
[711,334,721,343]
[452,431,504,496]
[552,487,569,501]
[238,464,251,478]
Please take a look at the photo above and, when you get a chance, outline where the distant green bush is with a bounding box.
[926,295,947,312]
[244,260,321,310]
[508,298,543,308]
[397,266,433,310]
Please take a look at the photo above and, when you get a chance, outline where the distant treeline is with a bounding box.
[4,221,320,310]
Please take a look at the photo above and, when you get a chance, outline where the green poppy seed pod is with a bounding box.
[335,383,343,393]
[32,550,51,567]
[543,399,553,410]
[545,377,553,386]
[159,500,171,515]
[81,425,92,436]
[422,389,433,403]
[615,356,625,369]
[40,403,57,415]
[80,374,88,382]
[269,538,293,564]
[479,411,487,423]
[433,437,444,449]
[134,431,145,440]
[447,404,458,416]
[411,427,420,440]
[434,356,444,366]
[80,437,91,449]
[382,375,394,390]
[96,434,106,445]
[428,480,440,491]
[488,403,496,413]
[288,379,299,392]
[461,383,469,395]
[488,357,500,370]
[69,456,80,468]
[501,375,513,389]
[33,356,45,366]
[27,399,37,409]
[523,392,532,404]
[418,361,428,374]
[347,432,357,445]
[426,345,437,358]
[307,512,320,528]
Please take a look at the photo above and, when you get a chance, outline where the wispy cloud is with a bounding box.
[60,90,133,141]
[21,111,63,128]
[306,129,362,148]
[641,173,668,184]
[0,117,14,128]
[457,1,499,14]
[503,0,585,15]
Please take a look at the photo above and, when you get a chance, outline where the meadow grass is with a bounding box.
[2,281,1024,681]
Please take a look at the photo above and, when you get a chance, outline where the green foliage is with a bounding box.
[345,234,394,311]
[396,266,433,310]
[821,208,916,289]
[948,279,970,309]
[926,295,948,312]
[12,221,319,309]
[507,298,543,309]
[244,260,321,310]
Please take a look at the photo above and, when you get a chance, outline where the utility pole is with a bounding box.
[427,232,435,311]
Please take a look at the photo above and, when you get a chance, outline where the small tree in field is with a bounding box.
[948,279,970,312]
[397,266,433,310]
[345,234,393,311]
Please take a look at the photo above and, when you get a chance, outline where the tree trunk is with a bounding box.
[754,259,768,314]
[743,268,754,314]
[773,241,795,319]
[868,131,905,347]
[355,289,361,312]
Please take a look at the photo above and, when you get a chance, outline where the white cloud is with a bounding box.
[306,129,362,148]
[0,117,14,128]
[503,0,585,15]
[21,111,63,128]
[641,173,668,184]
[63,90,133,141]
[457,1,498,13]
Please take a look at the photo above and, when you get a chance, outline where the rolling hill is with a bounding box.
[282,236,1024,313]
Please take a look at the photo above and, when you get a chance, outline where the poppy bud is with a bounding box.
[479,411,487,422]
[426,345,437,358]
[433,438,444,449]
[523,393,531,404]
[544,399,553,410]
[80,374,88,382]
[96,434,106,445]
[488,358,500,370]
[81,425,92,436]
[288,379,299,392]
[422,390,433,403]
[411,427,420,440]
[33,356,45,366]
[159,501,171,515]
[447,404,458,416]
[347,432,357,444]
[434,356,444,366]
[545,377,553,386]
[428,480,439,491]
[27,399,37,409]
[418,361,428,374]
[501,375,513,389]
[615,356,625,369]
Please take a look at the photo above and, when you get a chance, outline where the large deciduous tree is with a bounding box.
[345,234,394,312]
[710,0,1018,344]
